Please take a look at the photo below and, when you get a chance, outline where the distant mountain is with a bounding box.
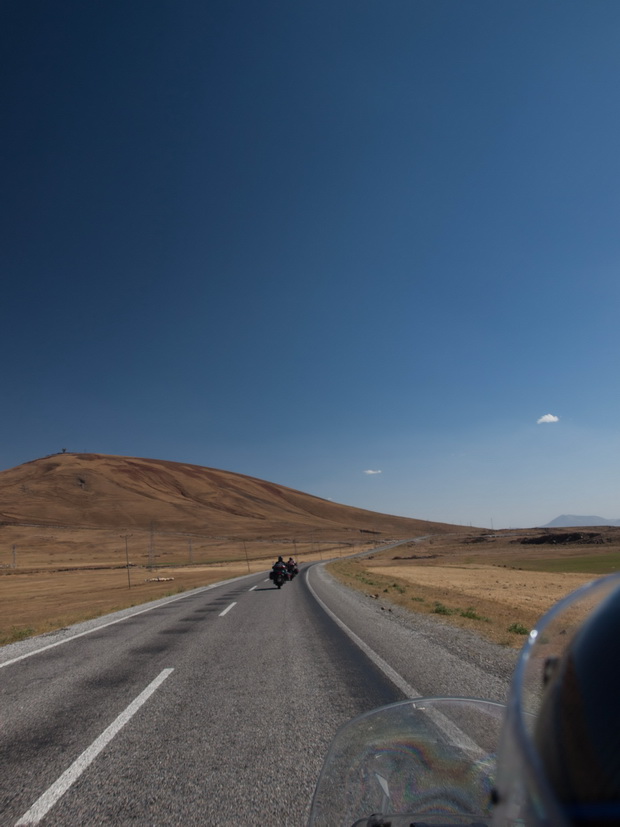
[542,515,620,528]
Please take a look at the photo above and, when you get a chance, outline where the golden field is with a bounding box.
[328,528,620,647]
[1,452,460,644]
[0,540,360,645]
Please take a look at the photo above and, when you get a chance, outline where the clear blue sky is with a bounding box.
[2,1,619,528]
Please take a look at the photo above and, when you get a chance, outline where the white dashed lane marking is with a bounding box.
[218,602,237,617]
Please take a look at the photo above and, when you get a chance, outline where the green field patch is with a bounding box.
[0,625,36,645]
[433,602,456,615]
[460,607,489,621]
[510,553,620,575]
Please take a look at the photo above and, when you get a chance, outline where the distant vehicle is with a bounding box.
[269,557,288,589]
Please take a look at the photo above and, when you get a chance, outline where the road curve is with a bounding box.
[0,558,517,826]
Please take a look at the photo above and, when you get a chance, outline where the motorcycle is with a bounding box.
[270,567,287,588]
[287,564,299,580]
[308,572,620,826]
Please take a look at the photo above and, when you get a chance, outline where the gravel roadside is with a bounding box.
[314,562,520,702]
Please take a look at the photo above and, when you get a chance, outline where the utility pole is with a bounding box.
[123,535,132,588]
[188,538,193,564]
[12,544,16,569]
[243,541,250,574]
[148,522,155,569]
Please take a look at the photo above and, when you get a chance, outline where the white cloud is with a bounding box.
[537,414,559,424]
[363,469,382,475]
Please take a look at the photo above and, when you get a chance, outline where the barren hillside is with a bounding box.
[0,453,465,541]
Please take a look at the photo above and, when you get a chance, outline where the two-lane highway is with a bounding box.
[1,566,406,826]
[1,559,516,825]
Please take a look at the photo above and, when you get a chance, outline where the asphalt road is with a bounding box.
[0,557,517,826]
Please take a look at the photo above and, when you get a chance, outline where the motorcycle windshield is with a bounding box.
[492,572,620,826]
[309,697,505,827]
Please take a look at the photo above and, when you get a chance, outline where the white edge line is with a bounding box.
[15,668,174,826]
[305,566,486,756]
[1,572,259,670]
[218,602,237,617]
[304,568,419,699]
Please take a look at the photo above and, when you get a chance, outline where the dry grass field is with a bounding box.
[1,452,458,645]
[0,541,361,645]
[328,527,620,647]
[8,453,614,652]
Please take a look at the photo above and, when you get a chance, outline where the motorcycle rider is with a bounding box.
[286,556,298,577]
[271,555,287,580]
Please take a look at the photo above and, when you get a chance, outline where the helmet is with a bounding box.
[493,573,620,825]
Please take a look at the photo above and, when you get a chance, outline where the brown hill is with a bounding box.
[0,452,463,541]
